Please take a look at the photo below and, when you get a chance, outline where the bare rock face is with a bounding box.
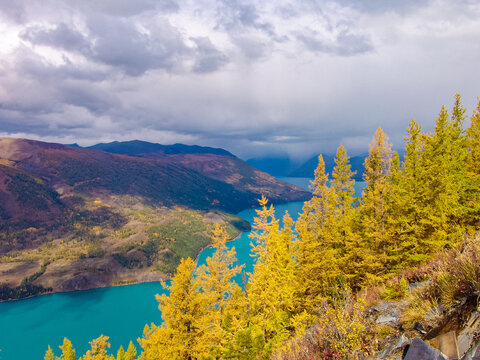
[404,338,448,360]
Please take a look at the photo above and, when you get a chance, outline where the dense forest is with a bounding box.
[44,95,480,359]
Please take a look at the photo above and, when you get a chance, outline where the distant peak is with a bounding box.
[86,140,234,157]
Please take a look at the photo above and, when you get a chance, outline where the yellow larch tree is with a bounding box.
[194,224,245,358]
[138,257,204,360]
[296,155,341,305]
[360,127,394,282]
[246,196,302,357]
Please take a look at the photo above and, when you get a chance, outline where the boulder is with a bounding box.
[404,338,448,360]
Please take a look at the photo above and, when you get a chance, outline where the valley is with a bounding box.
[0,138,309,300]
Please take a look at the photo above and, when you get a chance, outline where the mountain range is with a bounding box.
[0,138,310,298]
[0,138,310,250]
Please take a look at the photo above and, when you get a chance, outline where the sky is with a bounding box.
[0,0,479,160]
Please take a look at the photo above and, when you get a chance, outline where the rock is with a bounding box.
[404,338,448,360]
[462,341,480,360]
[378,334,409,359]
[428,331,459,360]
[377,314,399,324]
[458,311,480,358]
[396,334,410,349]
[414,321,428,334]
[409,280,432,290]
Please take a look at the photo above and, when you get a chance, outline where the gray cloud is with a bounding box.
[86,16,190,76]
[215,0,274,35]
[0,0,26,23]
[297,28,373,56]
[79,0,179,17]
[20,23,90,53]
[0,0,479,160]
[333,0,431,14]
[191,37,228,73]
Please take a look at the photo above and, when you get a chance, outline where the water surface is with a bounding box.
[0,188,307,360]
[0,177,365,359]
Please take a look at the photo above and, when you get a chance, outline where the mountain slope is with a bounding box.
[246,157,293,177]
[84,140,311,204]
[0,137,310,297]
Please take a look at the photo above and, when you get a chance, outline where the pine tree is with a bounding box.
[124,342,136,360]
[463,98,480,228]
[388,119,432,267]
[422,97,469,248]
[116,346,125,360]
[330,145,358,278]
[332,144,356,214]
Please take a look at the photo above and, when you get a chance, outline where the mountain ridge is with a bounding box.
[0,137,310,299]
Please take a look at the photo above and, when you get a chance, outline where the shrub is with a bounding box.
[274,294,374,360]
[381,277,409,300]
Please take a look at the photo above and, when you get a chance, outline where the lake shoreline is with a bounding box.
[0,225,251,303]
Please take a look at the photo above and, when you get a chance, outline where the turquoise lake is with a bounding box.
[0,178,365,360]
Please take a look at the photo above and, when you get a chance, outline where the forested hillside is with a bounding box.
[44,95,480,359]
[0,139,309,300]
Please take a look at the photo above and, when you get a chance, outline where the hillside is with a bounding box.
[0,137,309,300]
[85,140,308,202]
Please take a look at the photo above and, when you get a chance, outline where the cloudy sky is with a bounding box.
[0,0,479,160]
